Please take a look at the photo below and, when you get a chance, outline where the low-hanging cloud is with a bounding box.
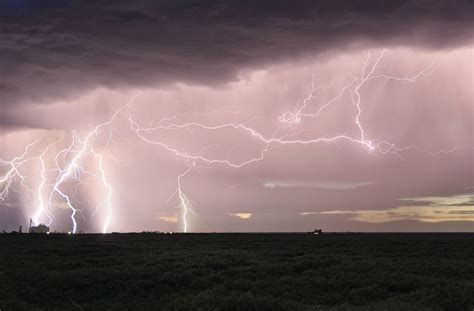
[263,180,375,190]
[316,193,474,223]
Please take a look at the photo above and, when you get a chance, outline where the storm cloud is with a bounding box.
[1,0,473,115]
[0,1,473,233]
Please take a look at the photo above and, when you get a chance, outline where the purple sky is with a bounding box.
[0,1,473,232]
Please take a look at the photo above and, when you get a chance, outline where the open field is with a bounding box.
[1,233,473,310]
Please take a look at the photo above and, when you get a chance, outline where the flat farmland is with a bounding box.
[1,233,473,310]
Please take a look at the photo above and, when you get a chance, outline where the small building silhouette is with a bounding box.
[309,228,323,235]
[28,219,49,234]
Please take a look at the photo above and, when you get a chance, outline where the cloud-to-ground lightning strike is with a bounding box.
[93,153,113,234]
[0,50,471,233]
[0,137,44,203]
[175,165,193,233]
[42,97,137,233]
[32,142,56,227]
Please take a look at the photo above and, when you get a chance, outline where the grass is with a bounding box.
[0,233,473,310]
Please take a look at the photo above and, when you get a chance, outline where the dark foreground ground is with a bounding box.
[0,233,473,310]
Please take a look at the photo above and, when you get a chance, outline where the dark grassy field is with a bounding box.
[0,233,473,310]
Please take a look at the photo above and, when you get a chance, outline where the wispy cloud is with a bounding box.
[399,194,474,207]
[227,213,253,220]
[156,215,179,223]
[263,180,374,190]
[300,212,319,216]
[315,193,474,223]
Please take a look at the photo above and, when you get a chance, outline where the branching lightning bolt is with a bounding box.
[1,137,44,203]
[1,50,471,233]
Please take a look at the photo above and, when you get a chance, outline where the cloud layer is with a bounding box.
[1,0,473,117]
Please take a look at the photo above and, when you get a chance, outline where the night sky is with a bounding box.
[0,0,473,232]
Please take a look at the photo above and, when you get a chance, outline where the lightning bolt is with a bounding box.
[0,137,43,203]
[122,49,464,231]
[176,165,193,233]
[44,95,139,233]
[1,49,471,234]
[32,142,56,227]
[93,153,113,234]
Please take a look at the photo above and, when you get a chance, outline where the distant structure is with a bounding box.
[28,218,49,234]
[309,228,323,235]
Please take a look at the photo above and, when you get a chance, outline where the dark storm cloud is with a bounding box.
[0,0,473,118]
